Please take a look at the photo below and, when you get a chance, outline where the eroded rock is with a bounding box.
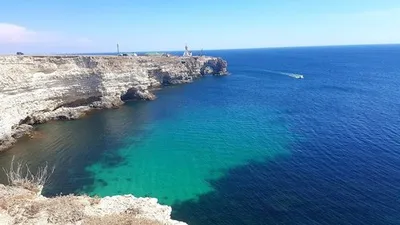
[0,55,228,151]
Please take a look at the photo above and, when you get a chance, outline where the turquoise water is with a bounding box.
[0,71,293,206]
[1,46,400,224]
[82,83,292,205]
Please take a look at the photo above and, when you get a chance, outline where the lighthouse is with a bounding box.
[183,44,192,57]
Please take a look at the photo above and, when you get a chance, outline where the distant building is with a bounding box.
[183,44,192,57]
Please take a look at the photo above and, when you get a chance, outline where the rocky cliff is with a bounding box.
[0,55,227,151]
[0,184,186,225]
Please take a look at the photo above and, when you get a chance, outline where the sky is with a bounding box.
[0,0,400,53]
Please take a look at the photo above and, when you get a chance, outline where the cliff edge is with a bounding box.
[0,55,228,151]
[0,184,186,225]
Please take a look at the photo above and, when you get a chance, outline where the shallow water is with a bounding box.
[1,45,400,224]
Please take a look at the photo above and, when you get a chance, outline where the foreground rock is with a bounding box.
[0,184,186,225]
[0,55,228,151]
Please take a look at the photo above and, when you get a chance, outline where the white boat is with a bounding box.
[289,74,304,79]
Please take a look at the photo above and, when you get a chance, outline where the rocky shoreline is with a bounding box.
[0,55,228,151]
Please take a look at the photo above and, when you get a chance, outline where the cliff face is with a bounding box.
[0,55,228,151]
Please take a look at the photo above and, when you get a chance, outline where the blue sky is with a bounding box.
[0,0,400,53]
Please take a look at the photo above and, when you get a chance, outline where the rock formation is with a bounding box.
[0,184,186,225]
[0,55,228,151]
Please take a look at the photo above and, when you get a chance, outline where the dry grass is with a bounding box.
[46,195,85,224]
[0,191,85,223]
[0,187,168,225]
[2,156,54,192]
[83,206,163,225]
[84,213,163,225]
[0,192,161,225]
[1,192,40,223]
[89,195,101,206]
[24,203,41,218]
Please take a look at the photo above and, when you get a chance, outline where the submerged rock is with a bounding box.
[28,106,92,124]
[0,124,33,152]
[11,124,33,139]
[0,137,16,152]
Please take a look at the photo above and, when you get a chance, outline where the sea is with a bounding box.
[1,45,400,225]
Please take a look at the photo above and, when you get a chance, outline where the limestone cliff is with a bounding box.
[0,55,228,151]
[0,184,186,225]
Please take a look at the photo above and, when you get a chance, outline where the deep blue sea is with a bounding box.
[1,45,400,225]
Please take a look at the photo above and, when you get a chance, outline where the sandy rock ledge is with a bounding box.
[0,184,187,225]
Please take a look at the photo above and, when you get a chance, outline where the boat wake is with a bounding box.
[264,70,304,79]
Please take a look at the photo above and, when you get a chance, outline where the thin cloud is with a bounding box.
[0,23,39,44]
[0,23,92,45]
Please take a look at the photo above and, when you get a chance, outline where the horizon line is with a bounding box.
[55,42,400,55]
[1,43,399,55]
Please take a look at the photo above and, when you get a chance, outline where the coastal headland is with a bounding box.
[0,55,228,151]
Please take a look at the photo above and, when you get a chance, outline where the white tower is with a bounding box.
[183,44,192,57]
